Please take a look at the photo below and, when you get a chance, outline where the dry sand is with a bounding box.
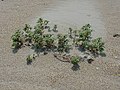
[0,0,120,90]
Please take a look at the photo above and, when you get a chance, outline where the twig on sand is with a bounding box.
[53,53,71,63]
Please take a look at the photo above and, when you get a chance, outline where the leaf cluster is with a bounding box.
[57,34,71,53]
[71,56,80,65]
[11,30,23,48]
[72,24,105,54]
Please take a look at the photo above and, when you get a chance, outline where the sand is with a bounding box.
[0,0,120,90]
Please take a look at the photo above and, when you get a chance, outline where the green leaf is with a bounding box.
[71,56,80,65]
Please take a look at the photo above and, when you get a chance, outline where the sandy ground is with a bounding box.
[0,0,120,90]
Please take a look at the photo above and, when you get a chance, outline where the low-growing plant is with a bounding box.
[71,56,80,65]
[37,18,49,28]
[88,38,105,54]
[81,40,89,49]
[26,55,32,64]
[26,54,37,65]
[53,25,58,32]
[48,26,51,32]
[43,34,55,49]
[68,28,73,38]
[34,18,49,35]
[73,24,92,47]
[34,24,44,35]
[11,18,106,69]
[23,24,33,43]
[33,34,45,49]
[78,24,92,41]
[11,30,23,49]
[73,30,79,37]
[23,24,32,33]
[57,34,71,53]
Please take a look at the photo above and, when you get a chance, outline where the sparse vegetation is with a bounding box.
[71,56,80,65]
[57,34,71,53]
[11,18,105,69]
[23,24,33,43]
[26,54,37,65]
[11,30,23,49]
[88,38,105,54]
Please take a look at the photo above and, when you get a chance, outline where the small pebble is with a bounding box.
[96,67,99,70]
[114,56,118,59]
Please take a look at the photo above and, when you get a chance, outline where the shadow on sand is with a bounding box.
[27,60,32,65]
[71,64,80,71]
[12,48,20,53]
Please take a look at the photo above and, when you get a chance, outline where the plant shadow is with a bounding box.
[31,46,44,55]
[27,60,32,65]
[12,48,19,54]
[99,52,106,57]
[31,45,57,56]
[91,52,106,58]
[77,47,85,52]
[87,59,94,64]
[71,64,80,71]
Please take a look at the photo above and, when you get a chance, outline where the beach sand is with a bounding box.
[0,0,120,90]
